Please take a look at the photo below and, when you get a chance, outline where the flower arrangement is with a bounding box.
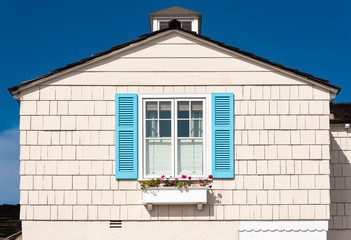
[140,174,213,189]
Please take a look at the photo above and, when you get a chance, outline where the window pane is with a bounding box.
[177,139,203,175]
[160,120,171,137]
[191,120,203,137]
[181,21,192,31]
[146,120,158,137]
[159,21,169,30]
[191,101,203,118]
[178,120,189,137]
[159,102,171,119]
[146,140,172,176]
[178,101,189,118]
[146,102,158,119]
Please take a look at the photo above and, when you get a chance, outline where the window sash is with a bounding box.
[142,98,206,179]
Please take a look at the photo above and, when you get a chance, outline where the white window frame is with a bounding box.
[138,93,211,180]
[152,17,199,33]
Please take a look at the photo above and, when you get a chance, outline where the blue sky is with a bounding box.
[0,0,350,204]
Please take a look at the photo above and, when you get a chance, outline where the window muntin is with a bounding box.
[143,98,205,178]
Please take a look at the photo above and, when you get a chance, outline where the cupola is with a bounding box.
[149,6,202,34]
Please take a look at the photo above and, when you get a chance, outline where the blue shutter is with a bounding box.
[211,93,234,178]
[115,94,138,179]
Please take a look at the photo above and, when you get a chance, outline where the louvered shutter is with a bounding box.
[211,93,234,178]
[115,94,138,179]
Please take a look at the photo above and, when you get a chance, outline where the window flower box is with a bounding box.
[142,186,208,211]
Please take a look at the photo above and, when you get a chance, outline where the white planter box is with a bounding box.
[142,187,208,210]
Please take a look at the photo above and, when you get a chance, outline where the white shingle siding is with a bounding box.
[329,124,351,230]
[18,32,332,221]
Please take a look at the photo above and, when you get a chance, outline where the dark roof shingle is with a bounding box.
[0,204,21,238]
[330,102,351,124]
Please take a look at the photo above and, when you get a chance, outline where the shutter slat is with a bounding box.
[115,94,138,179]
[212,93,234,178]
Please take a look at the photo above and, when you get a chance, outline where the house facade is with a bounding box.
[9,6,351,240]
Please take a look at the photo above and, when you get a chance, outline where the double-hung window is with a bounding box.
[143,98,206,178]
[115,93,234,180]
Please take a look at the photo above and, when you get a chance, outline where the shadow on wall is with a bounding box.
[328,125,351,239]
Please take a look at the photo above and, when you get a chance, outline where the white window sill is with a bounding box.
[142,186,208,210]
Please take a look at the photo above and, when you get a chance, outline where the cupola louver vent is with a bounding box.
[110,220,122,229]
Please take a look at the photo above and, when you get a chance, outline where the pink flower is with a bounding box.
[199,178,203,181]
[175,178,178,181]
[161,175,165,178]
[160,179,163,183]
[169,180,173,183]
[181,175,187,179]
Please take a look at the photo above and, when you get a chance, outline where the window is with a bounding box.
[180,21,192,31]
[143,98,206,178]
[159,21,169,30]
[159,20,193,31]
[115,93,234,180]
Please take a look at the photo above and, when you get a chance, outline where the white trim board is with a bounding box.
[239,221,328,240]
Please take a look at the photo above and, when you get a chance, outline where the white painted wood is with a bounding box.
[45,72,304,86]
[193,19,199,33]
[152,19,157,32]
[142,187,208,204]
[79,58,270,72]
[118,43,232,58]
[148,32,203,44]
[23,221,240,240]
[151,17,200,34]
[148,34,197,44]
[239,221,328,240]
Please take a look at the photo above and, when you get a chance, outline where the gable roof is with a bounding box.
[8,20,341,96]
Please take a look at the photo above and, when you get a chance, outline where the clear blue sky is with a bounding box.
[0,0,350,204]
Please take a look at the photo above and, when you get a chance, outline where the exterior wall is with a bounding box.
[22,220,329,240]
[17,32,331,235]
[22,221,240,240]
[328,124,351,239]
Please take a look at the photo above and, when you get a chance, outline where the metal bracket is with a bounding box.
[197,203,203,211]
[147,203,153,211]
